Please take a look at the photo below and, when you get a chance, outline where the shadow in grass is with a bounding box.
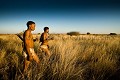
[108,69,120,80]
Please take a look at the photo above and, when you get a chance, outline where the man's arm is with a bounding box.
[25,31,32,61]
[43,33,49,42]
[43,33,53,41]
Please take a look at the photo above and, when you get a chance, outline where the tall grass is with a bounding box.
[0,34,120,80]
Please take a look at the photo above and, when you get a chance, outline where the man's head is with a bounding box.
[44,27,49,33]
[26,21,35,31]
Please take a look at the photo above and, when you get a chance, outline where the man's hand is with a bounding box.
[35,37,39,41]
[33,37,39,42]
[50,37,54,40]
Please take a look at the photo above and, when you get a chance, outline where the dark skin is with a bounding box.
[40,29,53,56]
[17,33,38,42]
[22,24,40,73]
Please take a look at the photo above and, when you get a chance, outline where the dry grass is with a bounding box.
[0,34,120,80]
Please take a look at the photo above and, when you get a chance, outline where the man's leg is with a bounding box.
[32,53,41,72]
[23,59,30,73]
[33,53,40,63]
[40,45,50,56]
[44,48,50,57]
[22,51,31,74]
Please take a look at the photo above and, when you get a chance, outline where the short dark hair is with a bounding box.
[44,27,49,31]
[26,21,35,28]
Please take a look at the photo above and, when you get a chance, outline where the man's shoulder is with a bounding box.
[43,32,48,35]
[24,30,30,34]
[41,32,45,35]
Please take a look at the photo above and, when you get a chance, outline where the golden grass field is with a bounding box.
[0,34,120,80]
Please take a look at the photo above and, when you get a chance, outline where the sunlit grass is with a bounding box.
[0,34,120,80]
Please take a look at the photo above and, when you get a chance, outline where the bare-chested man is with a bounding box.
[23,21,40,73]
[40,27,53,57]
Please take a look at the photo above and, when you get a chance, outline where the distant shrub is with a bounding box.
[38,33,41,35]
[109,33,117,35]
[67,31,80,36]
[87,32,90,35]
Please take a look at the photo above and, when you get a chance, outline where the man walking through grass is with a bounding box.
[39,27,53,57]
[22,21,40,74]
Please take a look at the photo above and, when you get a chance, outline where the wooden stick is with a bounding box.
[16,34,23,41]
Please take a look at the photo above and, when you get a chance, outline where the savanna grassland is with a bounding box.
[0,34,120,80]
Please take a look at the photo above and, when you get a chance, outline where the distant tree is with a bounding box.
[87,32,90,35]
[22,30,25,33]
[109,33,117,35]
[67,31,80,36]
[38,33,41,35]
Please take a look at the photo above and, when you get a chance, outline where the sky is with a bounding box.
[0,0,120,34]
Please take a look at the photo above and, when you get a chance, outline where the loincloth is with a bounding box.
[22,48,35,58]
